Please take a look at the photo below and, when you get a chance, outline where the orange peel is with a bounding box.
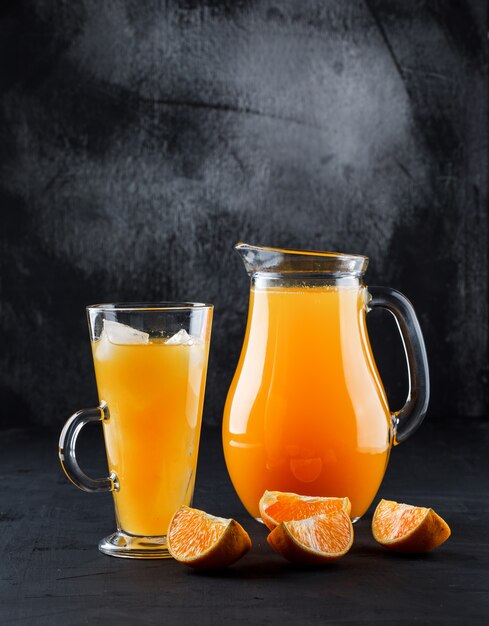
[267,510,354,564]
[167,506,251,569]
[372,499,451,553]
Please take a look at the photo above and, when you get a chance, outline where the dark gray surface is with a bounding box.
[0,0,487,429]
[0,421,488,625]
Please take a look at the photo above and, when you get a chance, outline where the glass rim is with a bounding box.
[235,242,368,263]
[235,242,368,276]
[87,301,213,312]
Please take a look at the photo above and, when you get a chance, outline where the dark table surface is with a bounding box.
[1,418,488,625]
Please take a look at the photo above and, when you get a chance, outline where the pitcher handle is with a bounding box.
[368,286,430,445]
[58,401,118,492]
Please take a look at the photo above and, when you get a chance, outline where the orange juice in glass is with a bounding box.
[59,303,213,558]
[223,244,429,522]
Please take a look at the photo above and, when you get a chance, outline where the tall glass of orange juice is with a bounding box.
[59,302,213,558]
[223,244,429,522]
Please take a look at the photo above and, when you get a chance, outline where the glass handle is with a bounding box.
[58,402,118,492]
[368,286,430,445]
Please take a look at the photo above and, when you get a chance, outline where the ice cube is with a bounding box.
[165,329,199,345]
[103,320,149,344]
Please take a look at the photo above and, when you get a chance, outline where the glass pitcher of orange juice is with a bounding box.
[223,243,429,522]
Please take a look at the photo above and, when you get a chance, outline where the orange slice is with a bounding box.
[372,499,451,553]
[267,511,354,564]
[259,490,352,530]
[167,506,251,569]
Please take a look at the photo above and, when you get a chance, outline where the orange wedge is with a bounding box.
[372,499,451,553]
[259,490,351,530]
[267,511,354,564]
[167,506,251,569]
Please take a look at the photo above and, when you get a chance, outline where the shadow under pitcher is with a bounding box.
[223,243,429,522]
[59,302,213,558]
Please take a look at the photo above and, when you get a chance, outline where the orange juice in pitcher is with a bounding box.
[223,244,429,521]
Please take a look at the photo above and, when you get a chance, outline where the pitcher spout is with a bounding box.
[234,242,368,277]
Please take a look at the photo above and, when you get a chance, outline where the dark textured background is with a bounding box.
[0,0,487,429]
